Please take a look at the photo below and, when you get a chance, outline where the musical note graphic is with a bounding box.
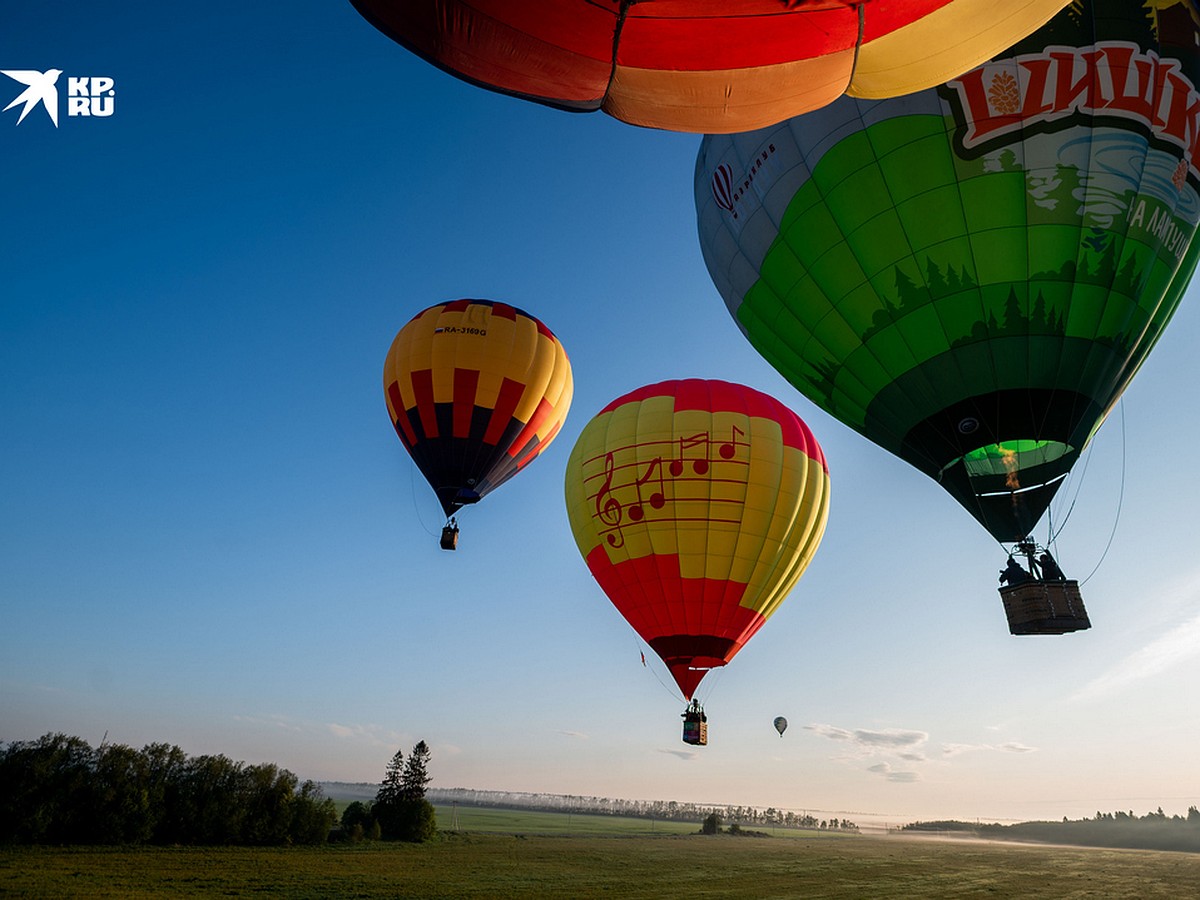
[595,452,623,540]
[670,433,710,477]
[628,457,666,521]
[587,424,751,549]
[719,425,746,460]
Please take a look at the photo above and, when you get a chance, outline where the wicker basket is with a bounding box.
[999,580,1090,635]
[682,719,708,746]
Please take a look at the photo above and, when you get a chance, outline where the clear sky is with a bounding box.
[3,2,1199,827]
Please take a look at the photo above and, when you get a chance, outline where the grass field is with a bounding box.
[3,808,1199,898]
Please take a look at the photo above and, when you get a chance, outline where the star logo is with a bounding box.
[2,68,63,126]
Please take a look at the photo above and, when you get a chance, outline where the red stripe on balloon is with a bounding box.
[452,368,480,438]
[508,396,553,459]
[386,381,418,447]
[411,369,438,439]
[483,377,525,446]
[596,379,826,468]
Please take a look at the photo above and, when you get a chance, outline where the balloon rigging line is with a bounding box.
[1048,424,1097,545]
[696,664,725,705]
[1078,400,1126,587]
[639,640,686,703]
[409,461,438,539]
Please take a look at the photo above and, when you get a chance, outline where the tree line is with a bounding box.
[0,733,336,845]
[903,807,1200,853]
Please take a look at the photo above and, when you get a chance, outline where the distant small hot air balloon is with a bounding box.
[384,299,573,548]
[774,716,788,737]
[350,0,1070,133]
[564,379,830,743]
[695,0,1200,632]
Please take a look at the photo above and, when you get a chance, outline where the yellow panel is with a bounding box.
[850,0,1069,99]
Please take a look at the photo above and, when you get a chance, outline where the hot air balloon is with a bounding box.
[774,716,788,737]
[695,0,1200,632]
[384,299,573,548]
[349,0,1070,134]
[564,379,830,743]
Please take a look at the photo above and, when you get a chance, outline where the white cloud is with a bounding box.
[867,762,920,783]
[324,722,405,747]
[853,728,927,748]
[805,724,928,751]
[941,743,986,757]
[805,724,853,742]
[807,723,1032,780]
[558,730,588,739]
[233,714,301,733]
[1072,610,1200,702]
[942,741,1037,757]
[996,741,1036,754]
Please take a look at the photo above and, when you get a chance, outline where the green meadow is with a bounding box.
[4,806,1200,898]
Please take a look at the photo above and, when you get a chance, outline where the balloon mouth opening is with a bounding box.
[942,439,1073,486]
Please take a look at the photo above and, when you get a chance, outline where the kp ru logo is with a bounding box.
[2,68,115,127]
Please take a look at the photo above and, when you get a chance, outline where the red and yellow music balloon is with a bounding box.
[564,379,830,699]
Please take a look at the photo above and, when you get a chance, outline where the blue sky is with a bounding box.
[3,2,1200,826]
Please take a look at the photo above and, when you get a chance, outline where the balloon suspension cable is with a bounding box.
[1048,412,1102,545]
[698,664,725,705]
[408,461,438,539]
[1077,400,1127,587]
[633,643,705,705]
[638,640,688,703]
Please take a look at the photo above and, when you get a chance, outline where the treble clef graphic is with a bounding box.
[595,451,624,547]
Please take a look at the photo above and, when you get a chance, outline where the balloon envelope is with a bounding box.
[564,379,830,699]
[774,716,788,736]
[384,299,573,517]
[696,0,1200,542]
[350,0,1069,133]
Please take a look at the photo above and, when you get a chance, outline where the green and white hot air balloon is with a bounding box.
[696,0,1200,548]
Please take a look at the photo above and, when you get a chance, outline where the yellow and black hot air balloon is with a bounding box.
[384,299,573,548]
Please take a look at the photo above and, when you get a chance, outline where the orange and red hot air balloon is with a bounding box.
[384,299,573,548]
[564,379,829,741]
[350,0,1069,133]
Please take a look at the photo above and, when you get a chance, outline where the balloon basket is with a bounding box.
[682,719,708,746]
[999,580,1090,635]
[439,525,459,550]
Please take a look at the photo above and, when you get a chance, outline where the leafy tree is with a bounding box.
[394,796,438,843]
[0,733,333,846]
[341,800,377,842]
[289,781,338,844]
[702,812,721,835]
[90,742,154,844]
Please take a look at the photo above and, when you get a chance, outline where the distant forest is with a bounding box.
[425,787,860,832]
[903,808,1200,854]
[323,783,861,832]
